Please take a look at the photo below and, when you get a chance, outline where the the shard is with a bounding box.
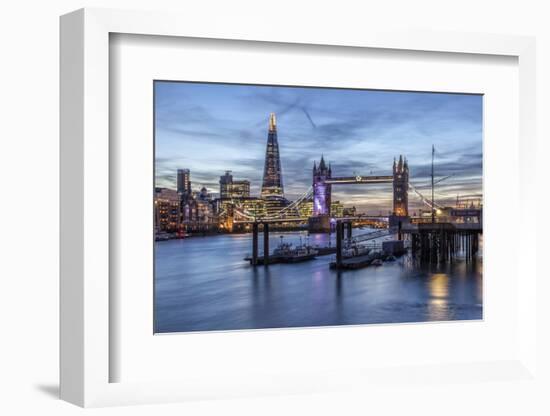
[261,113,284,198]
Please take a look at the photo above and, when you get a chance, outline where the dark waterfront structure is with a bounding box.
[407,222,482,264]
[261,113,285,199]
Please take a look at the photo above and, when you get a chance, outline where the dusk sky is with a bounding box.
[154,81,482,213]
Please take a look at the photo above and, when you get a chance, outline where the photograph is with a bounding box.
[153,81,483,333]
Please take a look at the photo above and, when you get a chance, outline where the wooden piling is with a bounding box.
[336,221,343,268]
[263,223,269,266]
[252,222,258,266]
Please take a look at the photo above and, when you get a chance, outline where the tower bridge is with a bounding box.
[309,154,409,232]
[227,154,413,230]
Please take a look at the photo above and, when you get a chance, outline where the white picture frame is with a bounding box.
[60,8,538,407]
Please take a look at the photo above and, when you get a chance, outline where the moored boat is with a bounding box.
[274,242,318,263]
[371,258,383,266]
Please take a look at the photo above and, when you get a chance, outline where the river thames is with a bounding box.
[154,230,482,333]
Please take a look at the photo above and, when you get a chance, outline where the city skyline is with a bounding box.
[155,81,482,212]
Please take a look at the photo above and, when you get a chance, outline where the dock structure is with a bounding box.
[250,221,270,266]
[404,222,481,263]
[331,219,395,270]
[329,251,384,270]
[247,218,399,267]
[248,219,355,267]
[252,222,258,265]
[334,220,355,269]
[263,223,269,266]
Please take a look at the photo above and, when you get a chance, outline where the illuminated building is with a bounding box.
[154,187,181,233]
[217,197,266,232]
[239,198,267,219]
[183,198,217,232]
[217,200,234,231]
[219,171,250,199]
[177,169,192,197]
[392,155,409,217]
[312,155,332,216]
[298,199,313,218]
[261,113,284,199]
[263,197,289,218]
[331,200,345,218]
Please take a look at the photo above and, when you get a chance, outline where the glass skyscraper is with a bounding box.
[260,113,284,199]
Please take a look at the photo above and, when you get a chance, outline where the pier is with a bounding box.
[245,217,483,270]
[330,220,401,270]
[404,222,481,263]
[249,221,269,266]
[246,218,398,268]
[247,220,331,265]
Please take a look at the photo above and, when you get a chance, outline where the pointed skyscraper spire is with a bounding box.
[261,113,284,199]
[269,112,276,132]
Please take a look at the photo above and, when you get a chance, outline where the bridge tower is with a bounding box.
[312,155,332,216]
[309,156,332,232]
[392,155,409,217]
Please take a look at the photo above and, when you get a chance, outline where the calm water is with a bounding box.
[154,231,482,333]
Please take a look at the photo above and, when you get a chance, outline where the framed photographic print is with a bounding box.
[60,8,538,408]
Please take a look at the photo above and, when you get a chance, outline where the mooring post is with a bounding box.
[263,222,269,266]
[336,221,343,268]
[346,222,352,240]
[398,220,402,241]
[252,222,258,266]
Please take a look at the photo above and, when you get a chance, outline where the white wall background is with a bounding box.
[0,1,548,415]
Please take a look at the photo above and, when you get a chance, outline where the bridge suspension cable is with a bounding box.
[408,181,444,210]
[276,186,313,216]
[228,186,313,221]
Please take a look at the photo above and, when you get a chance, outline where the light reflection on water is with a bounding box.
[428,273,450,321]
[154,230,482,333]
